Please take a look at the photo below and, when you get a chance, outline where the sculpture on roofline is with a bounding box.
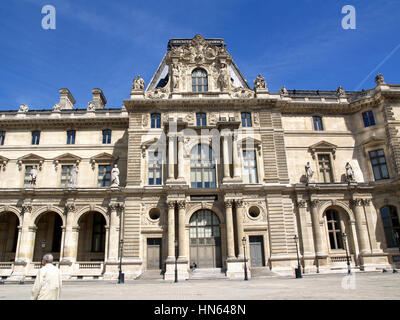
[375,73,385,85]
[336,86,345,97]
[19,104,29,113]
[279,85,288,96]
[87,101,96,111]
[52,103,61,112]
[254,74,267,90]
[133,75,145,91]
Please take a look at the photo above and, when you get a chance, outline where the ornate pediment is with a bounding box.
[308,141,337,159]
[90,152,117,169]
[17,153,45,170]
[54,153,82,162]
[359,136,386,156]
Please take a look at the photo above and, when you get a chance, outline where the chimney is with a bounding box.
[59,88,76,110]
[92,88,107,109]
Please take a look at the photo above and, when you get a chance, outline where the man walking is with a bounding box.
[31,254,62,300]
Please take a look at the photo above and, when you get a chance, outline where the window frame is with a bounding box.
[369,149,389,181]
[31,131,41,145]
[102,129,112,144]
[362,110,376,128]
[148,150,162,185]
[241,112,252,128]
[91,213,106,253]
[0,131,5,145]
[380,205,400,249]
[325,209,344,250]
[317,153,334,183]
[242,149,259,184]
[313,116,324,131]
[191,68,208,93]
[66,130,76,145]
[97,164,112,187]
[151,113,161,129]
[190,144,217,189]
[196,113,207,127]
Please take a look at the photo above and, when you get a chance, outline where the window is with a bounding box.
[326,209,343,250]
[151,113,161,129]
[190,144,216,188]
[148,151,162,185]
[0,131,5,145]
[31,131,40,145]
[241,112,252,127]
[98,165,111,187]
[380,206,400,248]
[67,130,76,145]
[362,111,375,127]
[24,165,33,187]
[192,69,208,92]
[313,116,324,131]
[196,113,207,126]
[243,150,258,183]
[102,129,112,144]
[318,154,333,183]
[91,213,106,252]
[51,214,62,252]
[369,149,389,181]
[60,165,73,187]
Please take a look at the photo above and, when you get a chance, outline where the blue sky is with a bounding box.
[0,0,399,110]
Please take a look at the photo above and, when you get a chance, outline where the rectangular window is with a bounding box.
[102,130,112,144]
[369,149,389,181]
[61,165,73,187]
[313,116,323,131]
[67,130,76,145]
[151,114,161,129]
[91,214,105,252]
[241,112,252,127]
[196,113,207,126]
[362,111,375,127]
[243,150,258,183]
[31,131,40,145]
[148,151,162,185]
[98,165,111,187]
[24,165,33,187]
[318,154,333,183]
[0,131,5,145]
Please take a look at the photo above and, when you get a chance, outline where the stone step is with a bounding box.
[136,270,164,280]
[250,267,279,278]
[189,268,227,280]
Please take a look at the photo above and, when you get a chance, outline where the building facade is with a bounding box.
[0,35,399,281]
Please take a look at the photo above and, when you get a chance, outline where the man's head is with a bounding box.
[42,253,54,266]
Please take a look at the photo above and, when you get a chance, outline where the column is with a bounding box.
[107,204,122,262]
[167,134,175,180]
[167,201,176,260]
[61,205,79,263]
[177,200,187,260]
[296,200,314,256]
[352,199,371,255]
[235,200,245,258]
[222,134,231,179]
[310,200,325,256]
[15,205,35,263]
[177,135,185,180]
[232,134,241,179]
[224,200,235,259]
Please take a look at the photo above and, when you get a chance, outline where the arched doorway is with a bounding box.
[0,212,19,262]
[33,212,63,262]
[189,210,221,268]
[77,212,106,261]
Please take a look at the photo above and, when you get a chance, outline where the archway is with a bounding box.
[189,209,221,268]
[33,212,63,262]
[77,212,106,261]
[0,212,19,262]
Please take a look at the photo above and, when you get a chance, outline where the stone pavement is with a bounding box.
[0,272,399,300]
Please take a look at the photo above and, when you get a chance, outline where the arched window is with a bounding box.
[151,113,161,128]
[190,144,216,188]
[326,209,343,250]
[192,69,208,92]
[380,206,400,248]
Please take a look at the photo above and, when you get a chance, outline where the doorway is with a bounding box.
[249,236,265,267]
[147,238,162,270]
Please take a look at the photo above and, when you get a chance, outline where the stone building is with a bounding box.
[0,35,399,281]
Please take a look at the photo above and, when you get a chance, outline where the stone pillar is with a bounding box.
[224,200,235,259]
[107,204,122,262]
[59,226,66,260]
[232,134,241,180]
[352,199,371,255]
[235,200,245,258]
[310,200,326,257]
[296,200,316,273]
[18,226,37,262]
[167,201,176,260]
[222,134,231,180]
[167,134,175,181]
[177,136,185,180]
[177,200,187,260]
[60,205,79,264]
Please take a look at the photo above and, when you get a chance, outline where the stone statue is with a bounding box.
[254,74,267,90]
[172,64,180,89]
[52,103,61,112]
[217,64,229,91]
[375,73,385,85]
[111,164,120,187]
[68,164,78,188]
[336,86,345,97]
[30,166,38,186]
[305,162,314,183]
[133,75,145,91]
[345,162,355,182]
[19,104,29,113]
[87,101,96,111]
[279,85,288,96]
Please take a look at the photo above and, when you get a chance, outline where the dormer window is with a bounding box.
[151,113,161,128]
[192,69,208,92]
[362,111,375,127]
[196,113,207,126]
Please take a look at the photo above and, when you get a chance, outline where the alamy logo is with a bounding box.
[341,5,356,30]
[41,5,56,30]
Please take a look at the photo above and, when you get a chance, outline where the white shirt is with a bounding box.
[31,263,62,300]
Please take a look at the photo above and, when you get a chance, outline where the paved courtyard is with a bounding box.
[0,272,399,300]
